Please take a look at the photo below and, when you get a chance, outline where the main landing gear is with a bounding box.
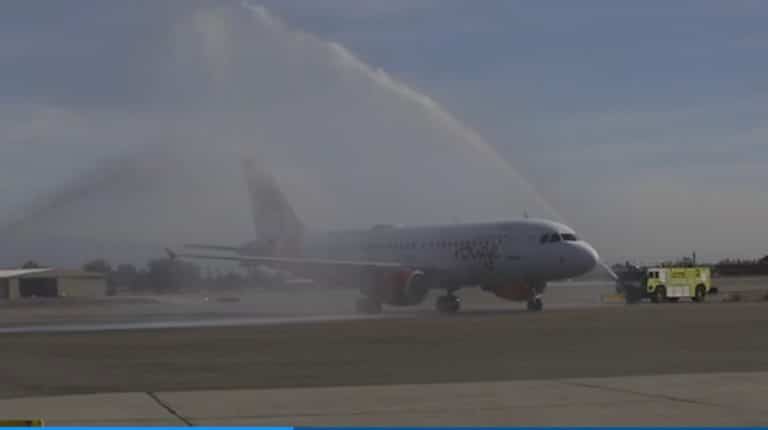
[436,294,460,314]
[526,295,543,312]
[355,296,382,314]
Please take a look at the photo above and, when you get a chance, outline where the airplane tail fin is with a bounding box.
[241,159,304,257]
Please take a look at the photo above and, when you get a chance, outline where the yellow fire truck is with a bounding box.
[617,266,712,303]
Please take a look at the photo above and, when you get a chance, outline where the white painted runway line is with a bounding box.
[0,313,393,334]
[0,300,612,334]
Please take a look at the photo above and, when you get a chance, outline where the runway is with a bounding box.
[0,314,394,334]
[0,277,763,334]
[3,300,768,398]
[0,281,616,334]
[2,279,767,425]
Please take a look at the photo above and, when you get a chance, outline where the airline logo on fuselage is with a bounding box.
[453,240,500,271]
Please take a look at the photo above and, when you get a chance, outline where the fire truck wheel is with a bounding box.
[652,286,667,303]
[693,285,707,302]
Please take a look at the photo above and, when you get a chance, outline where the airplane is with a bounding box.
[174,160,600,314]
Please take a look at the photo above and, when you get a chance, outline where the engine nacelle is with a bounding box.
[363,269,431,306]
[401,270,430,305]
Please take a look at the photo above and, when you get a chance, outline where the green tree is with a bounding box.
[82,259,112,274]
[176,261,202,290]
[110,264,139,293]
[146,258,176,292]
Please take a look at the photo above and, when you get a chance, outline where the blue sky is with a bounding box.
[0,1,766,264]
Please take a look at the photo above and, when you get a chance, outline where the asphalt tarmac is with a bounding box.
[2,279,768,425]
[3,297,768,399]
[0,277,764,334]
[0,281,613,333]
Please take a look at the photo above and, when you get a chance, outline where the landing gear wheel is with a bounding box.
[526,297,543,312]
[436,295,460,314]
[624,288,642,304]
[693,285,707,303]
[355,297,382,314]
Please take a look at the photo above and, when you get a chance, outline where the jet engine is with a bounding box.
[363,269,431,306]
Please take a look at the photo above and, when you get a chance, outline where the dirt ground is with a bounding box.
[3,301,768,399]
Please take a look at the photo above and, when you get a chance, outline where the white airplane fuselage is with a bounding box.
[297,218,599,289]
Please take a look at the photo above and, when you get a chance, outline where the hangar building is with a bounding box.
[0,268,106,301]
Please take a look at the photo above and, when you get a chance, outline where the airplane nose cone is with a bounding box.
[564,242,599,277]
[579,243,600,273]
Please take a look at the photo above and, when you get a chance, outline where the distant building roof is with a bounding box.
[21,269,105,279]
[0,268,105,280]
[0,268,53,279]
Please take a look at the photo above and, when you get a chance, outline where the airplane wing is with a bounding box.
[175,252,403,269]
[173,251,407,288]
[184,244,247,253]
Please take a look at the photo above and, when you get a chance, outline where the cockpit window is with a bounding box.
[541,233,568,243]
[561,233,578,241]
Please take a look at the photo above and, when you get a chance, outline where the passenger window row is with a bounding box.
[366,238,504,250]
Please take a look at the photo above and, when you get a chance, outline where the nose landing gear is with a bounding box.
[526,283,545,312]
[526,296,543,312]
